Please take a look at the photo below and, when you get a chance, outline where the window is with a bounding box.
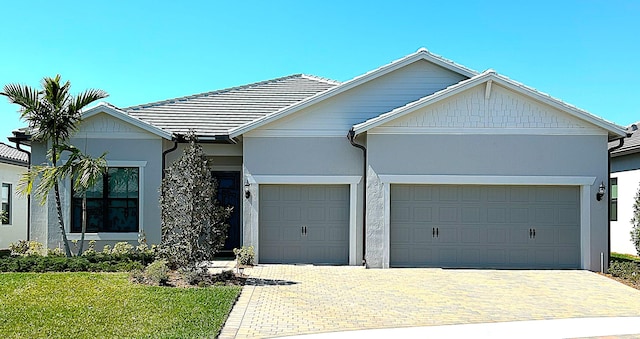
[610,177,618,221]
[1,183,10,225]
[71,168,139,233]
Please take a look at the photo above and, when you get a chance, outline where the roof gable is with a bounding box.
[81,103,173,139]
[229,48,478,138]
[353,71,626,140]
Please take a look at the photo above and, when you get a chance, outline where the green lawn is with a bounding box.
[611,252,640,263]
[0,272,241,339]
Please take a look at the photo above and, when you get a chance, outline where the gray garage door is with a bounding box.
[259,184,349,264]
[390,185,580,269]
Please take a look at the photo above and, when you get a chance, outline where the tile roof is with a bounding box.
[125,74,338,137]
[0,142,28,166]
[609,122,640,156]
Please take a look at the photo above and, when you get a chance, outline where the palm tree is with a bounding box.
[1,75,108,257]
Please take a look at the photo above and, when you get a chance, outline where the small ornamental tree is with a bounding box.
[631,183,640,256]
[158,134,232,269]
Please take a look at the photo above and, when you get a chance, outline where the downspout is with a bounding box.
[348,128,367,267]
[608,134,629,271]
[14,142,31,241]
[162,138,179,180]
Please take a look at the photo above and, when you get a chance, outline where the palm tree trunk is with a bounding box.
[54,182,72,257]
[77,196,87,255]
[51,144,72,257]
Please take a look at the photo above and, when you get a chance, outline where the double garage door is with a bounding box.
[259,184,350,264]
[390,185,580,269]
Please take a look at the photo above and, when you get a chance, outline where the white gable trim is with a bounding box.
[82,102,173,140]
[369,127,606,136]
[228,49,478,138]
[352,72,626,139]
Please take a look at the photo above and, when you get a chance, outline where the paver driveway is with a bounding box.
[219,265,640,338]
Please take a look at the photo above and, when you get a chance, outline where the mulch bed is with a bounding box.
[600,273,640,291]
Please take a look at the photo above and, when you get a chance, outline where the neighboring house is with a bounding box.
[0,142,28,249]
[610,123,640,256]
[15,48,627,271]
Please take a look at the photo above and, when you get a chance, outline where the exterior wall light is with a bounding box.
[596,182,606,201]
[244,180,251,199]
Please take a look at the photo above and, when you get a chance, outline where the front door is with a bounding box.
[212,171,241,255]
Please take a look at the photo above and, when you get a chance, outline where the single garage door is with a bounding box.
[259,184,349,264]
[390,185,580,268]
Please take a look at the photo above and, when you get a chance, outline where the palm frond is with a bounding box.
[71,89,109,113]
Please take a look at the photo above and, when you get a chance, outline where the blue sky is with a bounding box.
[1,0,639,144]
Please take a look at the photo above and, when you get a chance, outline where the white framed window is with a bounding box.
[1,183,10,225]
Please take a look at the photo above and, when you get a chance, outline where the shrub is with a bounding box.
[47,247,65,257]
[144,260,169,286]
[158,133,232,269]
[233,246,255,266]
[609,260,640,282]
[111,242,135,257]
[0,249,11,258]
[9,240,45,256]
[631,183,640,256]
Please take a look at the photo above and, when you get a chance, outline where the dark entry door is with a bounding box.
[212,171,241,254]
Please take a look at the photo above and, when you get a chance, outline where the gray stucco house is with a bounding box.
[18,48,626,271]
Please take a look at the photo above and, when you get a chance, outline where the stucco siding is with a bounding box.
[248,60,467,135]
[243,137,362,176]
[610,166,640,255]
[30,134,163,249]
[0,162,28,248]
[366,133,609,270]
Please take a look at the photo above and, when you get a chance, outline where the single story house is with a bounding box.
[610,124,640,256]
[0,142,29,249]
[15,48,627,270]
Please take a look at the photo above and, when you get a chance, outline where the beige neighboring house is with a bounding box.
[0,142,28,249]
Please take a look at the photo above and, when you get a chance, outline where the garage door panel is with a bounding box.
[308,207,326,221]
[283,206,302,221]
[487,249,507,265]
[438,207,458,222]
[413,207,432,222]
[259,184,349,264]
[437,227,458,243]
[533,227,556,244]
[390,185,580,268]
[557,228,579,245]
[487,228,507,244]
[460,227,481,243]
[391,226,411,243]
[488,208,507,223]
[460,249,481,265]
[461,207,481,223]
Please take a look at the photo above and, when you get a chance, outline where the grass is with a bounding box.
[611,252,640,263]
[0,272,241,339]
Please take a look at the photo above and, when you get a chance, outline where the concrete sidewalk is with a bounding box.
[278,317,640,339]
[219,265,640,338]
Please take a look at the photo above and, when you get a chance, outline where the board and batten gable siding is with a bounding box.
[245,60,468,136]
[364,83,610,271]
[31,112,165,248]
[378,84,601,132]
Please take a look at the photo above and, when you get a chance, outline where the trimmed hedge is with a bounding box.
[0,255,148,273]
